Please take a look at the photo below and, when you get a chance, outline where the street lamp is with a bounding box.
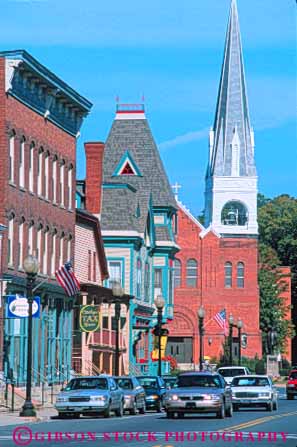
[20,255,39,417]
[237,319,243,366]
[228,314,235,366]
[154,295,165,377]
[112,281,124,376]
[268,328,278,355]
[198,306,205,371]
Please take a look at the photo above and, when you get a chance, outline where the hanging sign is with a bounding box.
[151,328,169,361]
[79,305,100,332]
[6,295,40,318]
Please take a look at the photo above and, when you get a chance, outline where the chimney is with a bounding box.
[85,141,105,216]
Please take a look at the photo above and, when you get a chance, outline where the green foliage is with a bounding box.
[257,194,297,355]
[255,358,266,375]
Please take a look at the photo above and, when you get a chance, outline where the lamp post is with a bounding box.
[268,327,278,355]
[237,319,243,366]
[198,306,205,371]
[112,281,124,376]
[20,255,39,417]
[228,314,234,366]
[154,295,165,377]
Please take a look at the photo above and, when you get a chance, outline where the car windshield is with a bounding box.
[232,377,270,387]
[289,372,297,380]
[115,378,133,390]
[64,378,108,391]
[177,375,221,388]
[218,369,246,377]
[164,377,177,386]
[137,378,158,389]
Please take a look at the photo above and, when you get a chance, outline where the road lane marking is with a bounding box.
[220,410,297,432]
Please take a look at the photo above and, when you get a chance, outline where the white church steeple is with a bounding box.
[204,0,258,236]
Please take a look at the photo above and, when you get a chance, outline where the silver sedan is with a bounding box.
[114,376,146,414]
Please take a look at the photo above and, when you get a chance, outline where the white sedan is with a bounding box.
[231,375,278,411]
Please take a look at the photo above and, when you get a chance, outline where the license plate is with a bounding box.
[186,402,196,408]
[67,408,76,411]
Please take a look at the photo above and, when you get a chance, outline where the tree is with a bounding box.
[257,194,297,356]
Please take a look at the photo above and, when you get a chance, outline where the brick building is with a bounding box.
[0,50,91,384]
[166,0,262,366]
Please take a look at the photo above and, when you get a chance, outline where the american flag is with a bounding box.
[55,262,80,297]
[214,309,228,335]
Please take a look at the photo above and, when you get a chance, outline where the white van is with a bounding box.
[217,366,250,385]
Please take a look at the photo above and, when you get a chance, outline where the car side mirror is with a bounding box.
[110,386,116,391]
[60,387,65,392]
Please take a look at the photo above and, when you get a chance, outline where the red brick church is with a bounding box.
[166,0,262,366]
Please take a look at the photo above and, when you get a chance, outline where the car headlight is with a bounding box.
[91,395,107,401]
[204,394,221,401]
[56,397,68,402]
[169,394,179,401]
[258,392,270,397]
[125,395,134,399]
[147,394,159,400]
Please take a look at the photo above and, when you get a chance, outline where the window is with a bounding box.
[8,214,14,265]
[59,234,64,267]
[43,228,49,275]
[52,156,57,203]
[144,262,150,302]
[51,231,57,275]
[18,218,24,269]
[9,133,15,183]
[36,225,42,265]
[28,222,34,255]
[136,258,142,298]
[225,262,232,288]
[102,316,109,329]
[29,143,34,192]
[60,160,65,206]
[221,201,248,226]
[120,162,135,175]
[237,262,245,288]
[68,165,73,209]
[67,235,72,262]
[37,148,43,196]
[108,260,122,288]
[19,138,25,188]
[154,268,163,298]
[44,152,49,199]
[174,259,181,287]
[186,259,197,287]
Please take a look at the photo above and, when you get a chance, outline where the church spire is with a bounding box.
[209,0,256,177]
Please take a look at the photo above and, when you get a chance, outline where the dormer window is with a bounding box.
[121,161,135,175]
[113,150,142,177]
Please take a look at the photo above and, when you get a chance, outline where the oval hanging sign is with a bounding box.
[7,295,40,318]
[79,305,100,332]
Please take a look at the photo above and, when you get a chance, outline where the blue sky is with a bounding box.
[2,0,296,215]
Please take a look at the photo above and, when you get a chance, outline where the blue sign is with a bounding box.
[6,295,41,319]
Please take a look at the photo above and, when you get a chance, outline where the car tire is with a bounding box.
[166,411,173,419]
[115,401,124,417]
[156,401,162,413]
[177,412,184,418]
[216,404,225,419]
[266,401,273,412]
[273,400,278,411]
[129,401,137,415]
[233,404,239,411]
[72,413,80,418]
[226,403,233,417]
[287,394,293,400]
[139,404,146,414]
[104,405,111,418]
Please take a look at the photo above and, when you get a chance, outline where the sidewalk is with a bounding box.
[0,406,57,427]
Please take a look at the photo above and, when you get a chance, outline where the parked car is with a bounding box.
[217,366,250,385]
[55,376,124,418]
[114,376,146,414]
[164,371,233,419]
[286,370,297,400]
[137,376,167,412]
[163,375,177,389]
[231,375,278,411]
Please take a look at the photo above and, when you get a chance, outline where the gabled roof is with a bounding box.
[101,108,177,233]
[209,0,256,178]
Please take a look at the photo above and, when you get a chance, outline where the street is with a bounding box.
[0,396,296,447]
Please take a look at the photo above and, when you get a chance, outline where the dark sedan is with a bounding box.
[137,376,167,412]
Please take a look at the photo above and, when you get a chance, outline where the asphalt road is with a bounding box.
[0,398,296,447]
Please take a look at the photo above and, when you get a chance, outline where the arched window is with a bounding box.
[174,259,181,288]
[59,232,65,266]
[68,164,73,210]
[225,262,232,288]
[43,226,49,275]
[221,201,248,226]
[29,143,35,192]
[44,151,50,199]
[37,148,44,196]
[28,220,34,255]
[237,262,245,288]
[19,137,25,188]
[9,132,15,183]
[136,258,142,298]
[60,159,65,206]
[52,155,58,203]
[8,213,15,265]
[51,229,57,276]
[18,217,25,269]
[186,259,198,287]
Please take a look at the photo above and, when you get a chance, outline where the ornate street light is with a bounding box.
[20,255,39,417]
[154,295,165,376]
[198,306,205,371]
[112,280,124,376]
[237,319,243,366]
[228,314,235,366]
